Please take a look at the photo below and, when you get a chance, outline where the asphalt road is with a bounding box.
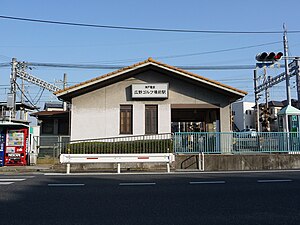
[1,171,300,225]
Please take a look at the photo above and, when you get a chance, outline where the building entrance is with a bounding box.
[171,108,220,133]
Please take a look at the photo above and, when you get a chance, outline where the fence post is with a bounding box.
[198,152,204,171]
[53,144,56,164]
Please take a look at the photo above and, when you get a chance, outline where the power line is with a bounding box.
[15,82,38,109]
[156,41,282,59]
[0,63,10,67]
[0,39,282,70]
[22,61,261,71]
[26,61,255,70]
[1,15,300,34]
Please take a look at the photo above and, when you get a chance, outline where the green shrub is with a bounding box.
[61,139,173,154]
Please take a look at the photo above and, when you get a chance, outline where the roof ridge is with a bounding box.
[55,58,156,95]
[55,58,247,96]
[143,58,247,95]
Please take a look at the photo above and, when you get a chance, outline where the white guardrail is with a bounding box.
[60,153,175,174]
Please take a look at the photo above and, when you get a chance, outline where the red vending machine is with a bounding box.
[5,128,28,166]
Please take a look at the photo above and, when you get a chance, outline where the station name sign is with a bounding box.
[132,83,169,98]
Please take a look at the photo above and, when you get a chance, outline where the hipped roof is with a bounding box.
[277,105,300,115]
[55,58,247,101]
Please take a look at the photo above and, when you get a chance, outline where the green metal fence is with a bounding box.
[46,132,300,156]
[173,132,300,154]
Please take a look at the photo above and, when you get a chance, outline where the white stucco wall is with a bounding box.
[70,70,237,140]
[232,101,255,131]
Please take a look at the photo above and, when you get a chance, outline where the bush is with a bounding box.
[61,139,173,154]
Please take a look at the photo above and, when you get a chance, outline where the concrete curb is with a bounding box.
[0,165,54,173]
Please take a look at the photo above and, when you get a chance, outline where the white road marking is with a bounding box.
[257,179,292,183]
[48,183,85,187]
[189,181,226,185]
[119,182,156,186]
[0,182,14,185]
[44,173,69,176]
[0,178,27,186]
[0,179,26,182]
[0,176,34,179]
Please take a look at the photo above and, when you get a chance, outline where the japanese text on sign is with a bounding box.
[132,83,168,98]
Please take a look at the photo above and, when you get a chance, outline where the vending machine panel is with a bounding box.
[0,131,5,167]
[5,129,28,166]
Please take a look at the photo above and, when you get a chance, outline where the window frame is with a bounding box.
[120,105,133,135]
[145,105,158,134]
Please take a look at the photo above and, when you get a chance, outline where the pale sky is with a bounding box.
[1,0,300,105]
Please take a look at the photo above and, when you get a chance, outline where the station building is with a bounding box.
[55,58,247,140]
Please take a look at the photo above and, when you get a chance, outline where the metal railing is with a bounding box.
[33,132,300,158]
[173,132,300,154]
[58,133,172,154]
[33,135,70,158]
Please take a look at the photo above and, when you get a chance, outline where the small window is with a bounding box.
[120,105,133,134]
[145,105,158,134]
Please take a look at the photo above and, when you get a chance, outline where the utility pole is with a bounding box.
[260,68,271,132]
[63,73,67,89]
[20,62,27,121]
[10,58,17,119]
[283,25,291,106]
[254,70,260,132]
[295,58,300,109]
[264,75,271,132]
[63,73,68,111]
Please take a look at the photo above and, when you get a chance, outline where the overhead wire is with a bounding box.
[33,88,45,105]
[1,15,300,34]
[0,15,294,105]
[155,41,282,60]
[24,85,45,105]
[15,82,39,110]
[26,62,255,70]
[23,39,284,71]
[0,39,281,70]
[0,63,10,67]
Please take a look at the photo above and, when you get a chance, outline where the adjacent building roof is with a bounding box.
[277,105,300,115]
[55,58,247,101]
[31,111,68,117]
[44,102,63,110]
[259,99,299,108]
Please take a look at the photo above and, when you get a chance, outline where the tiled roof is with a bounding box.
[31,110,68,117]
[44,102,63,110]
[54,58,247,97]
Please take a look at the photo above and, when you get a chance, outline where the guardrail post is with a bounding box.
[117,163,121,174]
[66,163,70,174]
[202,152,205,171]
[167,162,170,173]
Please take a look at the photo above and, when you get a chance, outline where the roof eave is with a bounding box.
[55,59,247,99]
[55,61,153,98]
[153,63,247,98]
